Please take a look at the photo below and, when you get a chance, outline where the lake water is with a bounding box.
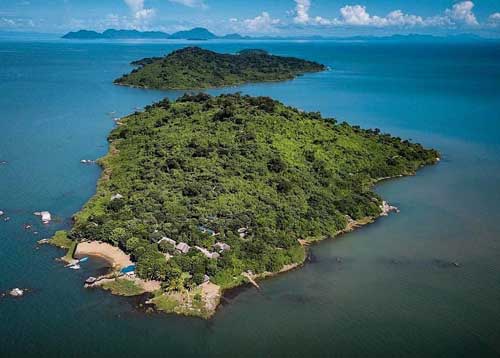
[1,38,499,357]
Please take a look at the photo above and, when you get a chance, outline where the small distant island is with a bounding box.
[114,47,326,90]
[50,93,438,318]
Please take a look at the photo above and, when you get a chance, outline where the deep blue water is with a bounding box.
[1,38,499,357]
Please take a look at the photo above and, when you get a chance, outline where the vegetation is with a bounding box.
[151,287,211,318]
[50,230,73,249]
[49,230,77,262]
[114,47,326,90]
[61,93,438,291]
[62,28,217,40]
[101,279,145,296]
[64,241,78,262]
[150,294,179,313]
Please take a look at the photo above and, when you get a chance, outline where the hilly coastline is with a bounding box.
[53,92,439,318]
[62,27,220,40]
[62,28,490,43]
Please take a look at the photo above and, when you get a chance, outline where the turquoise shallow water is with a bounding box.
[0,38,499,357]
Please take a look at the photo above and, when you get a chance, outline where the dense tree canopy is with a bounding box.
[114,47,326,90]
[65,93,438,289]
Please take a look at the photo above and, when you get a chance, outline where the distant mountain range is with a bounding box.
[62,27,492,42]
[63,27,221,40]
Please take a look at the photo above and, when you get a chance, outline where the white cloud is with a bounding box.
[488,12,500,27]
[1,17,16,26]
[135,8,155,20]
[242,12,280,33]
[124,0,144,14]
[169,0,207,9]
[294,0,311,24]
[313,16,337,26]
[340,5,381,26]
[0,16,35,28]
[385,10,424,27]
[287,1,483,29]
[445,1,478,26]
[337,5,424,27]
[290,2,427,27]
[124,0,155,21]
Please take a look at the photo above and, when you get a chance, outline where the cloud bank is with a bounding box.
[290,0,485,28]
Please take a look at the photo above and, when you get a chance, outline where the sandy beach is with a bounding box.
[75,241,132,269]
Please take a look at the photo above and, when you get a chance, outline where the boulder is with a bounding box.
[34,211,52,223]
[9,288,24,297]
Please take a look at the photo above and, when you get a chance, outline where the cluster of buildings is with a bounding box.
[158,234,231,259]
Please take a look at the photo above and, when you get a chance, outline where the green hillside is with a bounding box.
[62,93,438,290]
[114,47,326,90]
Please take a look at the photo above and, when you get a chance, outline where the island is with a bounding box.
[62,28,489,43]
[50,93,439,318]
[62,27,217,40]
[114,47,327,90]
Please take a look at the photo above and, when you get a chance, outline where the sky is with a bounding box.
[1,0,499,37]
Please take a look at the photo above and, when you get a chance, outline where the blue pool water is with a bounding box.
[0,38,499,357]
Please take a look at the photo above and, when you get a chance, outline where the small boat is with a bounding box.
[78,257,89,263]
[69,264,80,270]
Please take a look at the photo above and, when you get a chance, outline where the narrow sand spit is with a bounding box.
[75,241,132,269]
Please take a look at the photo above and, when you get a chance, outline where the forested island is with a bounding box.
[62,27,219,40]
[53,93,438,318]
[62,28,489,43]
[114,47,326,90]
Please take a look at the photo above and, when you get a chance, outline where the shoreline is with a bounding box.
[74,241,133,269]
[114,68,325,92]
[57,160,439,319]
